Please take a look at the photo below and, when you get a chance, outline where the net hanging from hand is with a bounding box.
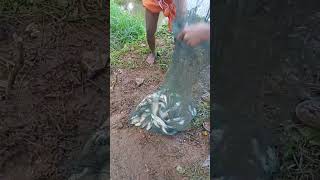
[129,0,210,135]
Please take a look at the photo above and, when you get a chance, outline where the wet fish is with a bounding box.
[159,110,168,119]
[188,105,197,117]
[140,118,150,128]
[147,98,153,104]
[146,122,152,130]
[158,102,166,109]
[151,114,164,128]
[160,94,167,105]
[171,117,182,122]
[152,119,161,128]
[131,117,140,124]
[137,100,148,108]
[139,112,149,123]
[152,101,159,115]
[161,125,170,135]
[151,113,169,129]
[178,120,185,125]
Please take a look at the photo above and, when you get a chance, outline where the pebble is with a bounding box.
[135,78,144,86]
[202,131,208,136]
[117,122,124,129]
[176,165,185,174]
[202,155,210,168]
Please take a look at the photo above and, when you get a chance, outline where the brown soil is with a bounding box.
[110,58,209,179]
[0,10,107,180]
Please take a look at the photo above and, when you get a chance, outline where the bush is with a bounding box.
[110,0,145,50]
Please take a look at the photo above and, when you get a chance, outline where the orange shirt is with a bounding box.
[142,0,176,31]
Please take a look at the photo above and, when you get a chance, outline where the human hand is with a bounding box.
[177,23,210,47]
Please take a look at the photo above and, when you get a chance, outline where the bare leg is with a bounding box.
[145,9,159,64]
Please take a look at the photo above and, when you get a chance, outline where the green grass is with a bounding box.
[192,101,210,129]
[111,24,174,69]
[276,121,320,179]
[110,43,139,69]
[179,162,210,180]
[114,0,141,5]
[156,25,174,70]
[110,0,145,50]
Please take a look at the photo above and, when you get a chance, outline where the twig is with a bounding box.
[110,74,117,92]
[6,35,24,96]
[87,78,106,93]
[0,56,15,66]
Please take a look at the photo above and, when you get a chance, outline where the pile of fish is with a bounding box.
[129,88,197,135]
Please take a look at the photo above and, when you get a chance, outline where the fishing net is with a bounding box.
[129,0,210,135]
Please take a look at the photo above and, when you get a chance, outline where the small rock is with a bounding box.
[176,165,185,174]
[117,122,124,129]
[203,121,210,132]
[202,131,208,136]
[135,78,144,86]
[202,155,210,168]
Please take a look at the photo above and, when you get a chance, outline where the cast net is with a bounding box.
[129,0,210,135]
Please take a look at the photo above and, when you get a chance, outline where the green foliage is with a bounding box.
[191,101,210,129]
[182,162,210,180]
[110,0,145,50]
[110,43,137,69]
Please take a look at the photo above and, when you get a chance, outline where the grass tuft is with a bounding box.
[110,0,145,50]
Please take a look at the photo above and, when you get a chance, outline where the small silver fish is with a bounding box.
[193,107,197,116]
[137,100,148,108]
[146,122,152,130]
[130,117,140,124]
[188,105,193,115]
[158,102,165,108]
[152,101,159,115]
[151,114,169,129]
[160,94,167,104]
[161,126,170,135]
[139,112,149,124]
[137,105,147,112]
[151,114,164,128]
[147,98,153,104]
[178,120,185,125]
[140,118,150,128]
[152,119,160,128]
[174,117,183,122]
[159,110,169,119]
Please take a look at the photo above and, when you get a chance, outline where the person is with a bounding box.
[143,0,210,63]
[177,22,210,47]
[142,0,185,64]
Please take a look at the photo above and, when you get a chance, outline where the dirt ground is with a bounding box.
[0,5,107,179]
[110,49,210,179]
